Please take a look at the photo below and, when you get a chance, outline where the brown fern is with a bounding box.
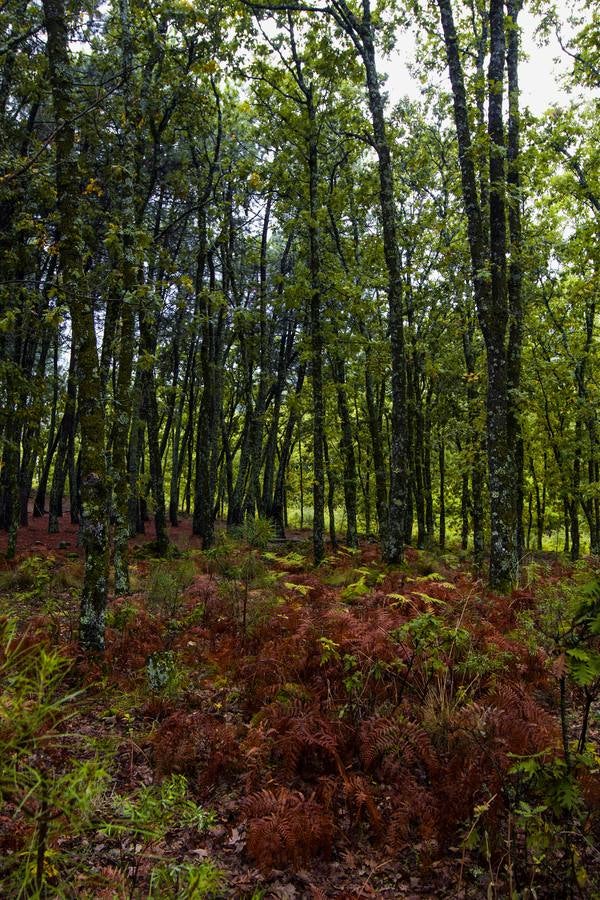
[153,710,241,788]
[250,701,344,779]
[386,775,440,850]
[359,715,437,776]
[342,773,383,835]
[242,787,333,871]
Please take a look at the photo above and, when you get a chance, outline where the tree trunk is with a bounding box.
[364,350,389,550]
[332,355,358,547]
[323,433,336,549]
[271,364,305,539]
[438,0,519,589]
[506,0,525,564]
[33,334,60,517]
[360,17,408,564]
[305,83,325,565]
[461,470,469,551]
[43,0,109,651]
[439,435,446,551]
[111,0,138,594]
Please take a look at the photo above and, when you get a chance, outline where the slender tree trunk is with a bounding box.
[68,437,78,524]
[330,2,408,560]
[127,374,145,535]
[486,0,518,588]
[111,0,138,595]
[462,327,485,564]
[531,454,546,552]
[49,348,77,533]
[305,84,325,565]
[34,334,60,517]
[286,26,325,562]
[271,364,305,538]
[194,224,224,547]
[563,498,570,555]
[323,433,336,549]
[364,351,388,550]
[332,355,358,547]
[298,422,304,531]
[413,386,426,550]
[424,397,434,543]
[506,0,525,563]
[2,417,20,558]
[19,329,52,527]
[461,470,469,551]
[144,363,169,555]
[169,344,195,527]
[571,418,582,561]
[361,19,408,564]
[439,435,446,551]
[262,322,293,517]
[244,196,272,520]
[43,0,109,650]
[438,0,519,590]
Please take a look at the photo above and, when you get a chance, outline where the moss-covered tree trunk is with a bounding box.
[33,333,60,517]
[141,330,169,555]
[48,356,76,534]
[261,247,295,519]
[243,196,272,520]
[43,0,109,651]
[332,355,358,548]
[271,363,306,539]
[506,0,525,564]
[363,348,389,551]
[360,18,409,564]
[438,0,520,590]
[306,87,325,566]
[111,0,138,595]
[194,234,225,549]
[439,434,446,551]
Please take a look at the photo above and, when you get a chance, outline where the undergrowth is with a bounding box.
[1,536,599,897]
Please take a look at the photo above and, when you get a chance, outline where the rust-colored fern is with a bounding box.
[242,787,333,871]
[153,710,241,789]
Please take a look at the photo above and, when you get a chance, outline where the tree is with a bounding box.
[435,0,524,589]
[42,0,109,649]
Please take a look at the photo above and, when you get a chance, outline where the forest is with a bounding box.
[0,0,599,895]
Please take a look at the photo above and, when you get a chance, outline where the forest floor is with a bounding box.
[1,513,599,899]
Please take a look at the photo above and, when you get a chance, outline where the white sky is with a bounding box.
[383,3,586,116]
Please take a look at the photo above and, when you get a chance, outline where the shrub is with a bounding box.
[146,558,196,619]
[0,618,110,898]
[243,516,275,551]
[149,860,224,898]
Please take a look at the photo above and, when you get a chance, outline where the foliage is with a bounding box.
[0,618,109,898]
[3,543,600,893]
[146,649,182,694]
[148,859,224,899]
[242,517,275,551]
[146,558,197,619]
[104,774,217,839]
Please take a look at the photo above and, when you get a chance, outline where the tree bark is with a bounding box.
[438,0,519,589]
[111,0,138,594]
[332,355,358,547]
[43,0,109,651]
[439,434,446,551]
[360,13,408,564]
